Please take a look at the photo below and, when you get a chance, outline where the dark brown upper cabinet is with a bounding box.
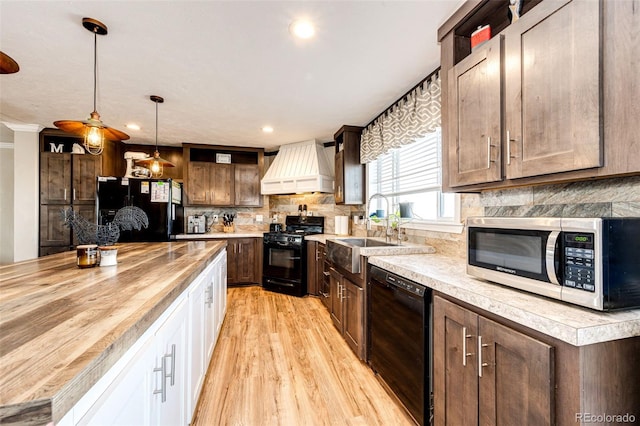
[334,125,364,205]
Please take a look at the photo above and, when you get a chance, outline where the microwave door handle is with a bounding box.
[546,231,560,285]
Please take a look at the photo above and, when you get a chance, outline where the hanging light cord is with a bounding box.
[155,99,159,151]
[92,30,98,113]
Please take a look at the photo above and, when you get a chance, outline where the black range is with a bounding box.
[262,215,324,297]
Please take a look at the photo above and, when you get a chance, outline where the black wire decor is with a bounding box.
[62,206,149,246]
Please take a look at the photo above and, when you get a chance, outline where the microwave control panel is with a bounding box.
[563,232,595,292]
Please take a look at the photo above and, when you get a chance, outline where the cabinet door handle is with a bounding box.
[478,336,490,377]
[73,188,76,201]
[153,361,167,402]
[205,284,213,305]
[64,188,67,201]
[323,271,330,277]
[486,137,496,169]
[167,344,176,386]
[507,131,512,165]
[462,326,473,366]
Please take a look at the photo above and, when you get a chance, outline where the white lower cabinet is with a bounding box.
[188,272,208,421]
[77,336,154,425]
[151,297,189,426]
[67,249,227,426]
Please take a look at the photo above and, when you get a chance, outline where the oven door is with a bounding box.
[263,241,302,282]
[467,219,562,299]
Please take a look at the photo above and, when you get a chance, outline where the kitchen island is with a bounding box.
[0,241,226,426]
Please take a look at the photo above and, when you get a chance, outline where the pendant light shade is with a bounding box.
[0,51,20,74]
[135,95,175,178]
[54,17,129,155]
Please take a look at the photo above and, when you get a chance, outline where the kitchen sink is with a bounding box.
[326,238,398,274]
[337,238,397,248]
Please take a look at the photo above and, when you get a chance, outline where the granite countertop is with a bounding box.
[368,253,640,347]
[174,232,264,239]
[305,233,337,244]
[0,241,226,425]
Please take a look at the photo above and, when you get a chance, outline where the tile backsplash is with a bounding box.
[385,175,640,259]
[183,175,639,260]
[480,176,640,218]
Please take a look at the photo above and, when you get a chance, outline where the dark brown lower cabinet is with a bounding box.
[434,295,553,426]
[434,294,640,426]
[40,204,96,255]
[328,265,364,359]
[227,238,261,285]
[306,241,327,297]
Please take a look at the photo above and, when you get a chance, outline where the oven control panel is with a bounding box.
[563,232,595,292]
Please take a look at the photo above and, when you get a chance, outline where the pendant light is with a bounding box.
[135,95,175,178]
[54,17,129,155]
[0,51,20,74]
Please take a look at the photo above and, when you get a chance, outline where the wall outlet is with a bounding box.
[213,214,219,223]
[255,214,263,223]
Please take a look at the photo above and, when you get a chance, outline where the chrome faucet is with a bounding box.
[365,193,393,243]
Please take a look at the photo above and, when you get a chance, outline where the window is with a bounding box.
[367,128,462,232]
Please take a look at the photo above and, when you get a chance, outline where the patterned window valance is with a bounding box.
[360,71,441,164]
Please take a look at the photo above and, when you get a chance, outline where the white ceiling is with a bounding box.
[0,0,462,150]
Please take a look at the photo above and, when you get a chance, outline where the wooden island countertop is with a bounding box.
[0,241,226,425]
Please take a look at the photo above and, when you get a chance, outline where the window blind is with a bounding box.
[369,129,441,199]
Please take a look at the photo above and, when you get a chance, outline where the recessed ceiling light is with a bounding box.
[262,126,274,133]
[125,123,140,130]
[289,20,315,39]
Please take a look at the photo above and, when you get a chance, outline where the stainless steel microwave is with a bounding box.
[467,217,640,311]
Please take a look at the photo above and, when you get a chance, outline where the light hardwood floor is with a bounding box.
[192,286,415,426]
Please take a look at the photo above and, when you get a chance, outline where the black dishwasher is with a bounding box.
[368,265,432,426]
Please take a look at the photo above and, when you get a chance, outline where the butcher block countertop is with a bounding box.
[0,241,226,426]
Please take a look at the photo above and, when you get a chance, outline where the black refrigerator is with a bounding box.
[97,177,184,242]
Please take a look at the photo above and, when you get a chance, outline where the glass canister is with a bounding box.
[77,244,99,268]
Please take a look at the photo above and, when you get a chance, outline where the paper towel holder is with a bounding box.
[335,215,350,236]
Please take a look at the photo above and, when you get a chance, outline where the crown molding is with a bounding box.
[1,122,44,133]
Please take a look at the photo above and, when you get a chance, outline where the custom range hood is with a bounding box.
[261,140,334,195]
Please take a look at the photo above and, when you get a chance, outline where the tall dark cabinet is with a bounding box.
[333,125,364,205]
[39,130,102,256]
